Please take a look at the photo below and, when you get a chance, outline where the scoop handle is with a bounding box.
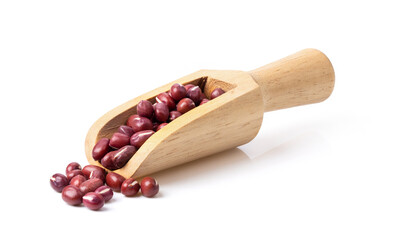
[248,48,335,112]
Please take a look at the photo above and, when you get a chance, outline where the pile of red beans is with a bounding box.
[92,83,225,170]
[50,162,159,210]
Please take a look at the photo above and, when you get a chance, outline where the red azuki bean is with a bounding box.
[95,185,113,202]
[100,152,116,170]
[156,92,176,110]
[79,178,104,195]
[62,186,83,206]
[121,178,140,197]
[112,145,137,169]
[106,172,125,192]
[128,115,153,132]
[200,92,207,101]
[177,98,195,114]
[187,86,202,105]
[130,130,155,148]
[92,138,110,161]
[82,165,106,179]
[66,162,81,174]
[126,114,139,127]
[66,169,84,181]
[89,170,106,183]
[184,84,195,92]
[169,111,182,121]
[170,83,187,101]
[50,173,69,192]
[117,125,135,137]
[83,192,105,211]
[69,175,87,188]
[137,100,154,118]
[109,133,130,149]
[154,102,169,122]
[152,122,159,131]
[211,88,225,99]
[157,123,168,131]
[140,177,159,198]
[199,98,209,105]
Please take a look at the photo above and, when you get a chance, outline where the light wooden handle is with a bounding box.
[249,48,335,112]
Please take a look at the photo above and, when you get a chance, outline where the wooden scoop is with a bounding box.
[85,48,335,178]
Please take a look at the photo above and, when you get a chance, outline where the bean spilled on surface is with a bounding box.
[83,192,105,210]
[79,178,104,195]
[50,173,69,192]
[62,185,83,206]
[140,177,159,198]
[69,175,86,188]
[82,165,106,179]
[51,161,160,210]
[66,162,81,174]
[66,169,84,181]
[95,186,113,202]
[121,178,140,197]
[106,172,125,192]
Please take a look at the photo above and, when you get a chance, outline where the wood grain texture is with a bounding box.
[249,48,335,112]
[85,49,335,178]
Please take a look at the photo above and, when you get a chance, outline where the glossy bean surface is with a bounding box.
[170,83,187,101]
[66,162,81,174]
[210,88,225,99]
[92,138,110,161]
[184,84,195,92]
[117,125,135,137]
[199,98,209,105]
[130,130,155,148]
[100,151,116,170]
[50,173,69,192]
[112,145,137,169]
[156,92,176,110]
[121,178,140,197]
[62,186,83,206]
[187,86,202,105]
[157,123,168,131]
[79,178,104,195]
[66,170,84,181]
[83,192,104,210]
[177,98,195,114]
[169,111,182,121]
[95,186,113,202]
[89,170,106,183]
[82,165,106,178]
[141,177,159,198]
[69,175,87,188]
[127,115,153,132]
[106,172,125,192]
[137,100,154,118]
[154,102,169,122]
[109,133,130,149]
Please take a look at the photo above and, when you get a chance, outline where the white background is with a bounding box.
[0,1,393,239]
